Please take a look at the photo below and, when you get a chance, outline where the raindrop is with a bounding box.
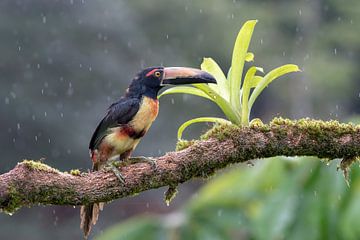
[231,13,234,19]
[37,63,40,69]
[199,9,203,14]
[314,190,317,197]
[260,39,263,45]
[60,112,64,118]
[217,209,223,217]
[17,123,21,130]
[335,104,339,110]
[4,97,10,104]
[13,138,16,143]
[146,203,149,208]
[282,51,286,56]
[48,138,51,143]
[18,46,21,51]
[10,91,16,99]
[334,48,337,55]
[89,66,92,71]
[32,115,36,120]
[41,89,44,95]
[79,63,82,68]
[42,16,47,24]
[166,34,169,39]
[35,135,38,141]
[70,0,74,4]
[298,9,302,16]
[44,111,47,117]
[171,98,175,104]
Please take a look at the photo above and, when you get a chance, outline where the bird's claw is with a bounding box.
[128,156,157,170]
[105,161,125,184]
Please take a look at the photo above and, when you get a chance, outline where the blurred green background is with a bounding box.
[0,0,359,239]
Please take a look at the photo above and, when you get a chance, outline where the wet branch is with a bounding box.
[0,118,359,214]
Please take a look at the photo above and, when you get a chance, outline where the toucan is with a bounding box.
[80,66,216,238]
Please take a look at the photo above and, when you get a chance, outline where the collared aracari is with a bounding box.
[80,66,216,238]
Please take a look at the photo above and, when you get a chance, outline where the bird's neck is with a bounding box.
[125,84,159,100]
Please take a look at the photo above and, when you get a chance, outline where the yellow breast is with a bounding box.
[130,96,159,132]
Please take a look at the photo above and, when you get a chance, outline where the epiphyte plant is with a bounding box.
[159,20,300,139]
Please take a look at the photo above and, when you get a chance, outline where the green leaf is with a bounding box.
[192,83,241,124]
[201,57,229,101]
[250,76,263,88]
[177,117,231,140]
[241,67,257,126]
[229,20,258,111]
[245,52,255,62]
[158,86,213,101]
[248,64,300,111]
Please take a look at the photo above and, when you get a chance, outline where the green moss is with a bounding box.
[21,160,60,173]
[3,185,23,215]
[200,123,240,141]
[338,156,360,186]
[176,139,196,151]
[164,185,178,206]
[70,169,81,176]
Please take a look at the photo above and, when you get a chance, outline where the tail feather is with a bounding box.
[80,203,103,239]
[80,162,104,239]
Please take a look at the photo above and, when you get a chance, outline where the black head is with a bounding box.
[126,66,216,99]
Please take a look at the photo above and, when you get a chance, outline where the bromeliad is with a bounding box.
[80,66,216,239]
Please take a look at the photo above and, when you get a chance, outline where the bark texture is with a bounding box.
[1,118,359,214]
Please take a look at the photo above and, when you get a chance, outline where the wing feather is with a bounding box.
[89,98,140,150]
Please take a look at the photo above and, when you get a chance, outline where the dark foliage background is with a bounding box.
[0,0,359,239]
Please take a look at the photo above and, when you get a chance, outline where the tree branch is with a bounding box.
[1,118,359,214]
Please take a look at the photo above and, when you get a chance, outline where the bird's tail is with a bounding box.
[80,202,104,239]
[80,161,104,239]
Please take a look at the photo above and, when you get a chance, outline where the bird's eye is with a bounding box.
[154,71,161,77]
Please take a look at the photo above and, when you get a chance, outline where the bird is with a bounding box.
[80,66,216,239]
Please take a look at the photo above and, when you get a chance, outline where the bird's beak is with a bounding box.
[161,67,216,85]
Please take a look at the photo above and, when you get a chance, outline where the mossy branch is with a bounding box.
[1,118,359,214]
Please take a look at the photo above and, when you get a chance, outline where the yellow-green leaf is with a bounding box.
[177,117,231,140]
[248,64,300,110]
[241,67,258,126]
[201,57,229,101]
[229,20,258,111]
[192,83,241,125]
[158,86,213,101]
[245,52,255,62]
[250,76,263,88]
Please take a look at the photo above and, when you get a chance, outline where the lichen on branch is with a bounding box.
[0,118,359,214]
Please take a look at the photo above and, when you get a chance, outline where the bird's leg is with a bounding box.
[105,156,125,184]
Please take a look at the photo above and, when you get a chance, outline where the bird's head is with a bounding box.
[127,66,216,99]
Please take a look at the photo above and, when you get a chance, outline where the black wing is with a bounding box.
[89,98,140,150]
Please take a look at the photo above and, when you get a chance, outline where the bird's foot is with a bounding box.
[105,161,125,184]
[128,156,157,170]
